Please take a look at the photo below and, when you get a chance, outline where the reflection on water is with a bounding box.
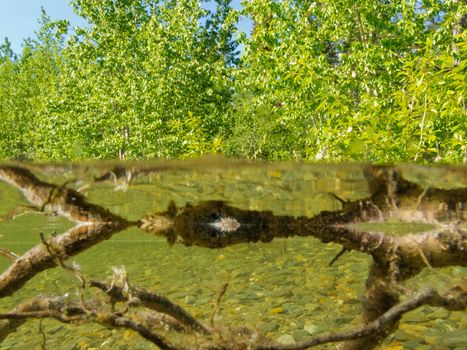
[0,159,465,349]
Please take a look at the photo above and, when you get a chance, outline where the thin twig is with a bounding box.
[40,232,87,287]
[416,245,457,282]
[0,310,75,323]
[103,314,179,350]
[329,247,349,267]
[0,248,18,262]
[39,319,47,350]
[0,302,178,350]
[210,282,229,326]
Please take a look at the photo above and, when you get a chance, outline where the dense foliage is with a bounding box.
[0,0,465,162]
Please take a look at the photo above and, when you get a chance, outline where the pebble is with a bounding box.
[303,321,326,335]
[261,321,280,333]
[276,334,295,345]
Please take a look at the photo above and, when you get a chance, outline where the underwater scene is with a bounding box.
[0,159,465,349]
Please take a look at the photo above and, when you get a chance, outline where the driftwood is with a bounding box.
[0,290,180,350]
[0,164,465,349]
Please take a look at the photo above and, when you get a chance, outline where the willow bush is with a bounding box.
[0,0,465,162]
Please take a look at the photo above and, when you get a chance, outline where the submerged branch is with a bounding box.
[0,293,178,350]
[101,314,179,350]
[1,277,464,350]
[89,279,210,334]
[257,286,467,350]
[139,166,467,271]
[0,164,465,350]
[0,166,136,297]
[0,223,129,297]
[0,166,126,223]
[0,295,69,342]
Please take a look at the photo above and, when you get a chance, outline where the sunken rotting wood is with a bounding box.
[0,224,130,297]
[89,279,210,334]
[139,165,466,349]
[0,278,465,350]
[0,164,466,350]
[0,166,137,297]
[0,166,125,223]
[255,285,467,350]
[139,167,466,269]
[0,294,69,342]
[0,291,179,350]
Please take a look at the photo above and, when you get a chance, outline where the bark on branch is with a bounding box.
[0,166,136,297]
[89,279,210,334]
[256,286,467,350]
[0,281,464,350]
[0,293,178,350]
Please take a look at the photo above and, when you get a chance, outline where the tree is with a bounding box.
[34,0,238,160]
[227,0,466,162]
[0,10,65,160]
[388,30,467,162]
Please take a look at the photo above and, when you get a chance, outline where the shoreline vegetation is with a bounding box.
[0,0,465,163]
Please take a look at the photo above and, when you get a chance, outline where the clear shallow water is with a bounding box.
[0,160,465,349]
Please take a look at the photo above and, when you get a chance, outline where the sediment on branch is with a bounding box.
[0,224,128,297]
[0,166,136,297]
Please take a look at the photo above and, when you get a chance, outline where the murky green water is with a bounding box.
[0,160,465,349]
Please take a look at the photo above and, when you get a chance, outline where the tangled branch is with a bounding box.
[0,164,465,349]
[256,286,467,350]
